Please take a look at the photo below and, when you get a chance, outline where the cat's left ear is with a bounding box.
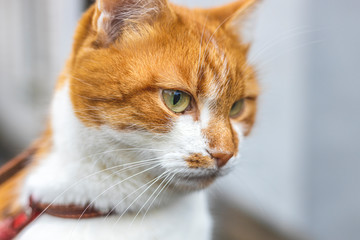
[200,0,260,45]
[93,0,170,46]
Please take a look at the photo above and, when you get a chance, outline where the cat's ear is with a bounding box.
[202,0,260,45]
[93,0,170,46]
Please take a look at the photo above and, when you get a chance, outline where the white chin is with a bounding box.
[171,174,218,191]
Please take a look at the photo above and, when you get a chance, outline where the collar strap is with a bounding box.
[0,202,40,240]
[0,198,108,240]
[30,197,107,219]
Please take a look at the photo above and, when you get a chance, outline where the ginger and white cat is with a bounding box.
[0,0,259,239]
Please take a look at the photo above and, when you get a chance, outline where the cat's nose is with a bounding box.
[209,152,234,168]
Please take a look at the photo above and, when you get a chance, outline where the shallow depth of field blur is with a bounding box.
[1,0,360,240]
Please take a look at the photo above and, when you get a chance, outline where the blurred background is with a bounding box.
[1,0,359,239]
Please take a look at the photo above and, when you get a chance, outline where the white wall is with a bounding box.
[305,1,360,239]
[0,0,83,152]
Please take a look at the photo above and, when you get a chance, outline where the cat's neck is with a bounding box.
[18,191,212,240]
[22,81,180,214]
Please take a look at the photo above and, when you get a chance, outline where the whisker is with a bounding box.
[78,164,162,219]
[255,39,324,71]
[130,172,173,225]
[249,26,320,64]
[101,157,163,181]
[88,148,165,171]
[67,163,162,238]
[102,173,164,222]
[141,172,177,224]
[113,170,170,225]
[33,159,161,223]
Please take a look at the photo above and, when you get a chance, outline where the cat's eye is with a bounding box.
[162,90,191,113]
[229,99,245,118]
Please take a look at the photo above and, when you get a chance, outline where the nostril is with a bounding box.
[209,152,234,168]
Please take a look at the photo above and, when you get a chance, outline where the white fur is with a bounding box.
[200,101,212,129]
[22,83,186,212]
[20,83,215,239]
[18,192,211,240]
[20,80,245,239]
[97,11,109,32]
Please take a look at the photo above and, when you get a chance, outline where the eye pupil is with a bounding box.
[173,91,181,105]
[162,90,191,113]
[229,99,245,118]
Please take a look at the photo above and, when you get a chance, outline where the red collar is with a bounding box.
[0,149,108,239]
[0,197,107,240]
[0,198,40,240]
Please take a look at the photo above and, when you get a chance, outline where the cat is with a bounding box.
[0,0,259,239]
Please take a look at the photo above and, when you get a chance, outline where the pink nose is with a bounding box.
[210,152,234,168]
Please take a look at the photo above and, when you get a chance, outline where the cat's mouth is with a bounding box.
[160,153,235,190]
[171,171,220,189]
[178,173,217,181]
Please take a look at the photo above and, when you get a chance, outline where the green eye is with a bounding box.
[229,99,245,118]
[162,90,191,113]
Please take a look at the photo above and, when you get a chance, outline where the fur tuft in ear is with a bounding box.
[94,0,169,46]
[197,0,260,45]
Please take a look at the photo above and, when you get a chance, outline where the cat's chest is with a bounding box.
[16,192,212,240]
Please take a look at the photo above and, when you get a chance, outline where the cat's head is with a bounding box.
[65,0,259,190]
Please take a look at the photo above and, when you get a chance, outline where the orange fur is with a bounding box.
[1,0,260,218]
[66,1,259,135]
[0,126,52,219]
[0,169,27,220]
[186,153,214,169]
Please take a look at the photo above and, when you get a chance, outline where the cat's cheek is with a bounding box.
[231,121,246,144]
[159,152,189,170]
[163,115,209,156]
[153,115,211,170]
[224,122,246,169]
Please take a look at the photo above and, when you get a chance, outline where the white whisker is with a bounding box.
[113,170,170,225]
[141,172,177,224]
[67,163,162,238]
[130,172,173,225]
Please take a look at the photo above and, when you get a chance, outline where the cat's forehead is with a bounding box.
[75,8,254,106]
[151,24,249,104]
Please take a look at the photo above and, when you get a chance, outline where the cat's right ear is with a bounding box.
[93,0,170,46]
[198,0,260,48]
